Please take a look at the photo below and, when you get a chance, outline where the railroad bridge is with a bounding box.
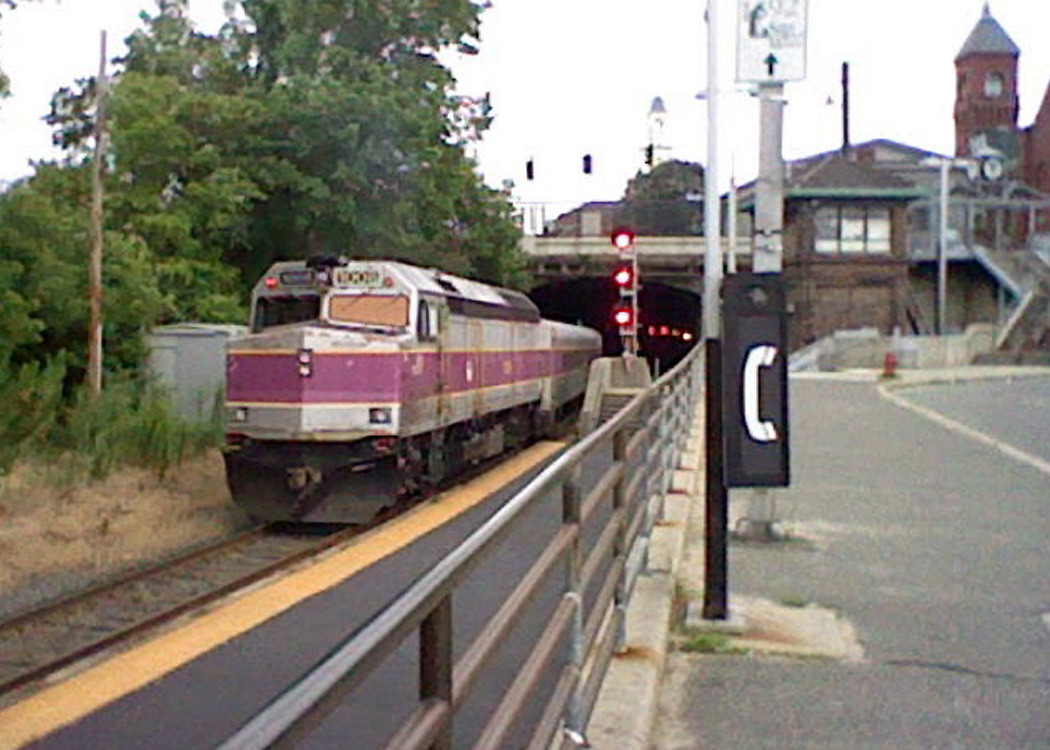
[521,235,752,366]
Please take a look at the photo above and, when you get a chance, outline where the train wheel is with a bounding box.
[425,429,447,487]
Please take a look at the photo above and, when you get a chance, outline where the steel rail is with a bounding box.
[0,523,356,699]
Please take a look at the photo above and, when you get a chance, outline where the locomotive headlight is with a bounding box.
[369,407,392,424]
[297,348,313,378]
[231,406,249,423]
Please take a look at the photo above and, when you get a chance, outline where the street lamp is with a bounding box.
[921,156,976,335]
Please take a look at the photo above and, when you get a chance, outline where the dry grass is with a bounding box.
[0,450,249,616]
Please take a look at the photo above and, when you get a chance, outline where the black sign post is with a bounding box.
[722,273,790,488]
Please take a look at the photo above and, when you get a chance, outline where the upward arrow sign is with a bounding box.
[765,53,779,76]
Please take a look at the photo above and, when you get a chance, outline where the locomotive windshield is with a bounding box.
[328,293,410,328]
[252,294,321,332]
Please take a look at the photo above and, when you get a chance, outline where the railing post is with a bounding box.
[562,470,586,737]
[654,389,671,523]
[420,595,453,750]
[612,426,629,652]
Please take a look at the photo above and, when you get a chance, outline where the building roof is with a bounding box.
[955,3,1019,61]
[787,153,924,198]
[649,96,667,115]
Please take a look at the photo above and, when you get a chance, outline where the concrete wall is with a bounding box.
[790,324,996,371]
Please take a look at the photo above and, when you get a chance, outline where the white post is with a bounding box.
[727,172,738,274]
[938,158,949,335]
[702,0,722,341]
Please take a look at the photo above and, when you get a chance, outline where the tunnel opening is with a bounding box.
[529,277,702,375]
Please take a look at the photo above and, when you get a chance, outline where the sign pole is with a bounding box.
[736,80,787,540]
[701,0,728,621]
[733,0,804,541]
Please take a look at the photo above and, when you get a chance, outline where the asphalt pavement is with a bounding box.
[592,367,1050,750]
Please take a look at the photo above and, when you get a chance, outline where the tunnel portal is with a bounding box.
[529,277,703,374]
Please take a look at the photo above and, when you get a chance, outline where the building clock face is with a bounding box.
[981,157,1004,181]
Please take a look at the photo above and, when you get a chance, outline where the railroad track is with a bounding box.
[0,438,572,708]
[0,521,359,704]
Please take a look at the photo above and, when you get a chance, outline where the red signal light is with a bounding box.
[265,277,278,289]
[610,225,635,251]
[613,265,633,287]
[613,307,633,327]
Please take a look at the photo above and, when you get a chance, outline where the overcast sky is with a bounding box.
[2,0,1050,213]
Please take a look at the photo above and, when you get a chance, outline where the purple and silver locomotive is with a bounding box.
[224,257,601,522]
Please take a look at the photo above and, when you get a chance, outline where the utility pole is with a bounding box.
[87,30,108,396]
[701,0,727,620]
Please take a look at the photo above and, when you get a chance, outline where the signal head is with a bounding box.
[613,307,634,327]
[610,225,635,251]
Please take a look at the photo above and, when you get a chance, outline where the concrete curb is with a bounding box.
[585,413,703,749]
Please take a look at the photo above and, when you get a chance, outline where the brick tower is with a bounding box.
[953,3,1020,158]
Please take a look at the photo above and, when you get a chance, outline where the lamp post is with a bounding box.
[937,158,950,336]
[701,0,728,621]
[922,156,978,335]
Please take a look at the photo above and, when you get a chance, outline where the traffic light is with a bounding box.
[645,144,654,167]
[525,159,535,181]
[610,225,635,251]
[583,153,593,174]
[613,264,634,289]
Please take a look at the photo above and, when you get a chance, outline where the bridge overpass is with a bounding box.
[522,235,753,296]
[521,236,752,367]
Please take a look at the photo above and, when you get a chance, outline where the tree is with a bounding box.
[46,0,524,290]
[0,165,166,377]
[618,160,705,236]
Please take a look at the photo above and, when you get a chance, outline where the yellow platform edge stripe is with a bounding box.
[0,440,565,750]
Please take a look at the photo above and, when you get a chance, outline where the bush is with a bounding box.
[0,355,67,475]
[0,360,222,481]
[60,378,223,479]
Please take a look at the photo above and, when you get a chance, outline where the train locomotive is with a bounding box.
[223,257,601,523]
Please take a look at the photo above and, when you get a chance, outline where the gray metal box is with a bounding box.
[147,324,247,422]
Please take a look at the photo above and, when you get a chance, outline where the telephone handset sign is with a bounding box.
[742,345,778,443]
[722,272,789,487]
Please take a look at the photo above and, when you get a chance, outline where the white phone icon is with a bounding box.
[743,345,778,443]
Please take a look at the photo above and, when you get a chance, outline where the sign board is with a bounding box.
[722,273,790,487]
[736,0,808,83]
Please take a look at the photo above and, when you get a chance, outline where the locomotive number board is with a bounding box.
[335,268,387,288]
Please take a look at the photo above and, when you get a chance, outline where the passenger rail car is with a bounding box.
[224,258,601,523]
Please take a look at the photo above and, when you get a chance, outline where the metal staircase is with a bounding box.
[972,246,1050,357]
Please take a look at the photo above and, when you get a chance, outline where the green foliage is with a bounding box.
[0,354,66,473]
[61,378,222,479]
[0,362,221,480]
[0,165,169,376]
[678,629,748,655]
[1,0,523,475]
[619,160,706,236]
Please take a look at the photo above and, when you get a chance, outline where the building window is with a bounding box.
[814,206,891,254]
[985,72,1004,97]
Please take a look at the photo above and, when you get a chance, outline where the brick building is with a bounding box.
[955,3,1050,226]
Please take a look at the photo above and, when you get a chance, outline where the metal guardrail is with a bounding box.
[217,344,704,750]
